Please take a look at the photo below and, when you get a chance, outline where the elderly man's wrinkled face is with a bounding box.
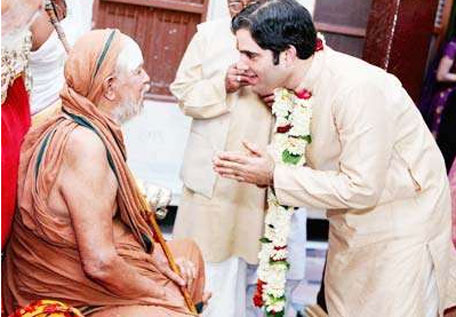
[111,38,150,124]
[227,0,253,17]
[2,0,43,50]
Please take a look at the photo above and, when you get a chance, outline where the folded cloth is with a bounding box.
[9,300,83,317]
[136,178,172,220]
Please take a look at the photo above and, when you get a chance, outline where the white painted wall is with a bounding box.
[124,101,191,204]
[299,0,315,16]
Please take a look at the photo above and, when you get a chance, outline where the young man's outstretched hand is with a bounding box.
[213,141,274,188]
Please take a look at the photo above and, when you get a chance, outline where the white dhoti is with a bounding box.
[203,256,254,317]
[203,210,308,317]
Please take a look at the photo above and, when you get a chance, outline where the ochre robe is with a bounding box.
[3,29,204,316]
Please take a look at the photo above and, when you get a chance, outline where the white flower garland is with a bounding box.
[253,87,313,317]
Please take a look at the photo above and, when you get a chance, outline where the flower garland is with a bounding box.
[10,299,83,317]
[253,87,313,316]
[1,32,32,104]
[253,37,323,316]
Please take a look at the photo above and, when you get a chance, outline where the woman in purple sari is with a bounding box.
[428,37,456,171]
[431,38,456,250]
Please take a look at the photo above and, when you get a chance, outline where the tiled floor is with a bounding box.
[287,241,327,315]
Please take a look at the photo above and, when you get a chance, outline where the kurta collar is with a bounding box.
[294,44,326,94]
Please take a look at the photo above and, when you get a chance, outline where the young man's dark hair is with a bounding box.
[232,0,317,65]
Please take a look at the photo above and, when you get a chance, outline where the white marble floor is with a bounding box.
[287,241,327,316]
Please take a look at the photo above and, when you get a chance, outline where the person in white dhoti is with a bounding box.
[214,1,456,316]
[170,1,309,316]
[29,0,93,123]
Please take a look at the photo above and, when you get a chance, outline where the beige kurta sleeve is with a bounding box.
[170,31,230,119]
[274,81,395,210]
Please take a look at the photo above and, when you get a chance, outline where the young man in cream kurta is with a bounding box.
[170,1,273,316]
[214,1,456,316]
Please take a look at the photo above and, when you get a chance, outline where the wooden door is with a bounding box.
[363,0,440,103]
[93,0,209,101]
[314,0,443,104]
[313,0,373,58]
[434,0,455,51]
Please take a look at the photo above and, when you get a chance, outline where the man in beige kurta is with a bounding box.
[214,1,456,316]
[170,1,273,315]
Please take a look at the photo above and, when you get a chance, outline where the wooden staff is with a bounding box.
[138,196,198,315]
[44,0,71,53]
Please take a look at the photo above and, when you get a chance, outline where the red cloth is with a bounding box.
[1,76,31,248]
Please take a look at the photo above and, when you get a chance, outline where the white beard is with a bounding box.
[113,99,144,124]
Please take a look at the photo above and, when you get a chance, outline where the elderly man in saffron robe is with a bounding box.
[2,29,209,316]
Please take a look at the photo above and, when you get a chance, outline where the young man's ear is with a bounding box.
[103,76,116,101]
[280,45,298,67]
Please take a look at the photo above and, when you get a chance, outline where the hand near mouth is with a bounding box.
[226,63,257,93]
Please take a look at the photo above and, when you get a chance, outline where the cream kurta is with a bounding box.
[170,19,272,264]
[274,46,456,316]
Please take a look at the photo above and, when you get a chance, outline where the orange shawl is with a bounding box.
[3,29,193,315]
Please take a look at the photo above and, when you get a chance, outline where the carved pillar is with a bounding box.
[363,0,439,103]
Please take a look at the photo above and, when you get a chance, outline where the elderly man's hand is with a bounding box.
[175,258,197,290]
[50,0,67,21]
[225,64,257,94]
[148,250,185,291]
[213,141,274,187]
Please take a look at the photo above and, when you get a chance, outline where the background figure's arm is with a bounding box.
[274,82,395,210]
[436,41,456,82]
[30,0,67,51]
[170,31,231,119]
[59,127,183,300]
[436,56,456,82]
